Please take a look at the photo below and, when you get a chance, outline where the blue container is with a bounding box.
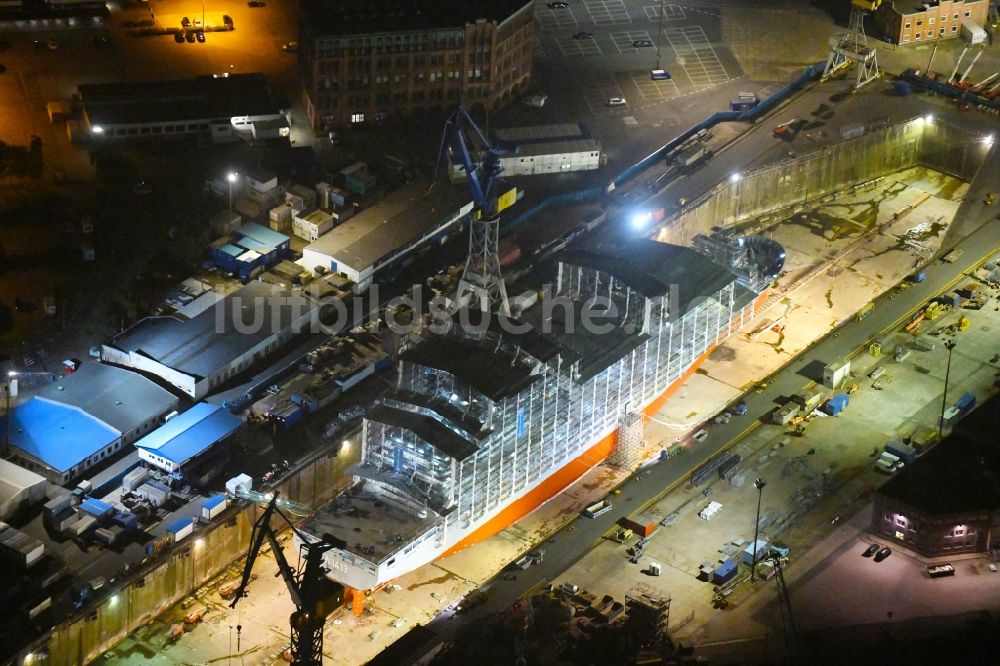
[955,393,976,413]
[712,559,738,584]
[822,393,849,416]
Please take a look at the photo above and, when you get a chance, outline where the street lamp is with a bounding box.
[3,372,15,458]
[227,172,238,211]
[750,477,767,582]
[939,340,957,439]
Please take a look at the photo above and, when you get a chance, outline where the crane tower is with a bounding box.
[822,0,882,90]
[434,104,518,315]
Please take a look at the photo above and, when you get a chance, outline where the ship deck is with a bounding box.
[300,486,440,563]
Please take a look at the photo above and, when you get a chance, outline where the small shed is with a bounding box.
[712,559,738,584]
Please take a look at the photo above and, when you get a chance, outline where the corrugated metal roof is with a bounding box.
[37,362,178,437]
[237,222,289,250]
[134,403,242,466]
[5,398,120,474]
[494,123,586,143]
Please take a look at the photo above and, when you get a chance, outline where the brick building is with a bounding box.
[871,394,1000,558]
[299,0,535,129]
[875,0,989,45]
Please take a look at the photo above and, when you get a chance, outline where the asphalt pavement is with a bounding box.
[427,101,1000,638]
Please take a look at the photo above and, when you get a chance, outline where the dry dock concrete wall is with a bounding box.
[656,117,990,246]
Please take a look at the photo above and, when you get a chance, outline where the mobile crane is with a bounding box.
[230,494,346,665]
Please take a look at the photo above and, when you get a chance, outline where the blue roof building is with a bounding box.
[134,403,242,475]
[4,398,122,483]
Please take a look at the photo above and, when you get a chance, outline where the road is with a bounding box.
[426,103,1000,638]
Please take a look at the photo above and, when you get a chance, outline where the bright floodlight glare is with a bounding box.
[729,172,742,183]
[984,134,995,146]
[92,126,104,134]
[631,211,651,229]
[227,172,238,182]
[923,114,934,123]
[110,595,118,607]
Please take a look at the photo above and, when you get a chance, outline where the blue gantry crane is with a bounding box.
[433,104,519,314]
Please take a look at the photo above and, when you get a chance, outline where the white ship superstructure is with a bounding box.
[298,237,784,591]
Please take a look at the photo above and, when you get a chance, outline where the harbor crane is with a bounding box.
[822,0,882,90]
[433,103,519,315]
[230,494,345,665]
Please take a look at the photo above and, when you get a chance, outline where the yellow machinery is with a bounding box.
[958,315,970,331]
[869,341,882,356]
[852,0,882,10]
[924,301,945,320]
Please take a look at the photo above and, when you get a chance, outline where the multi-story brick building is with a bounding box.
[875,0,989,45]
[299,0,535,129]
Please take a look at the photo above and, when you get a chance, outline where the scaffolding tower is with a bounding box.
[625,583,672,648]
[822,0,882,90]
[609,412,645,468]
[456,213,510,315]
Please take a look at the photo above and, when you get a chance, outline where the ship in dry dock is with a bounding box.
[298,234,785,592]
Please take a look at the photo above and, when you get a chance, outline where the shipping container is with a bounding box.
[123,467,149,493]
[822,393,850,415]
[0,523,45,569]
[712,559,738,584]
[201,494,228,521]
[135,481,171,507]
[79,498,113,519]
[885,440,917,464]
[618,518,656,538]
[69,514,97,536]
[167,517,195,542]
[740,539,769,565]
[94,527,116,546]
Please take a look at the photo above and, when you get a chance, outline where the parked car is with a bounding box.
[633,39,654,48]
[862,544,879,557]
[247,1,265,6]
[185,32,196,43]
[282,41,298,52]
[607,97,627,107]
[174,32,185,43]
[547,1,568,7]
[573,32,594,40]
[874,547,893,562]
[195,31,205,43]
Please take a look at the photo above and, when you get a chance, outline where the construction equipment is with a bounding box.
[433,104,519,315]
[904,312,925,335]
[924,301,945,320]
[949,47,969,84]
[230,495,345,666]
[956,51,983,86]
[822,0,882,90]
[957,315,970,331]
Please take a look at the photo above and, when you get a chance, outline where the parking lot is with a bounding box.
[532,0,739,118]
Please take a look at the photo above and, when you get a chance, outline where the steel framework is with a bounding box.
[822,3,880,90]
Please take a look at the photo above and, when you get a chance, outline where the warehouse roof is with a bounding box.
[134,403,242,466]
[108,282,316,380]
[0,460,47,508]
[79,73,280,126]
[877,396,1000,514]
[4,398,120,474]
[236,222,289,250]
[560,240,749,313]
[368,402,478,461]
[303,180,471,274]
[516,138,600,157]
[494,123,586,143]
[37,362,178,435]
[301,0,531,36]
